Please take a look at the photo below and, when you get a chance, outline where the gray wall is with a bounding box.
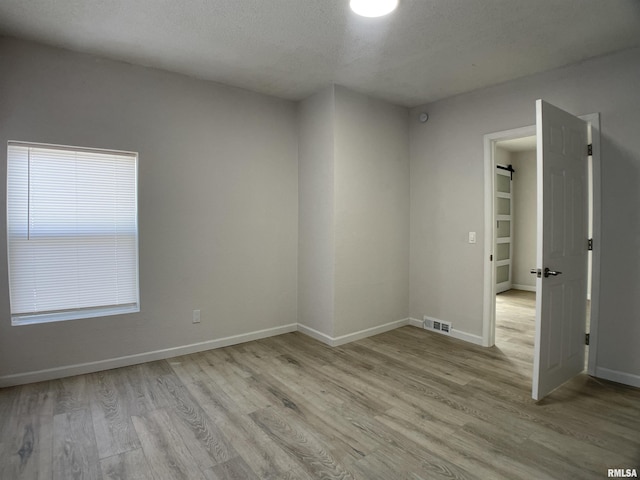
[298,86,336,337]
[298,85,410,340]
[410,47,640,379]
[333,86,410,337]
[0,38,299,378]
[511,150,537,289]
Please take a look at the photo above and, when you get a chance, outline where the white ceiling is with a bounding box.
[1,0,639,107]
[497,136,537,152]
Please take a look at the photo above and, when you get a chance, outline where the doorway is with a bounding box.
[494,136,538,360]
[482,112,602,381]
[495,136,538,295]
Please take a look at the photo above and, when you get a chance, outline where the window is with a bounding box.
[6,142,139,325]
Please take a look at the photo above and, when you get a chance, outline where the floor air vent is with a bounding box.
[423,317,452,336]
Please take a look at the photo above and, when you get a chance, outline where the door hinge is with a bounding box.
[585,333,590,345]
[587,144,593,156]
[490,254,493,261]
[588,238,593,251]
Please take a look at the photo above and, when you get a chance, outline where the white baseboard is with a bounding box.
[512,284,536,292]
[450,329,484,346]
[0,323,298,388]
[297,318,410,347]
[408,318,424,328]
[0,315,488,388]
[332,318,410,346]
[595,366,640,389]
[296,323,334,346]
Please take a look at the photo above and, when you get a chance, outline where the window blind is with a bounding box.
[7,142,139,324]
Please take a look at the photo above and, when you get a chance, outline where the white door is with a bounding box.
[532,99,589,401]
[495,167,513,293]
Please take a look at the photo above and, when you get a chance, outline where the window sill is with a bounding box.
[12,304,140,326]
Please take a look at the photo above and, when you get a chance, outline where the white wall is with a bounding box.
[410,47,640,381]
[298,86,336,338]
[333,86,410,337]
[511,150,537,289]
[298,85,410,341]
[0,38,299,380]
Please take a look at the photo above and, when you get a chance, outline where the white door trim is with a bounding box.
[482,113,601,377]
[583,112,601,376]
[483,125,535,348]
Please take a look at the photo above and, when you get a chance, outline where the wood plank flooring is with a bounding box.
[496,289,536,363]
[1,298,639,479]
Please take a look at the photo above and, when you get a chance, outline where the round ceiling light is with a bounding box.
[350,0,399,17]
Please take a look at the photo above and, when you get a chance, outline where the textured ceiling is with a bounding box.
[1,0,639,106]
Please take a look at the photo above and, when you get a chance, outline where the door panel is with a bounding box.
[546,283,563,368]
[532,99,588,401]
[567,177,584,256]
[550,169,565,258]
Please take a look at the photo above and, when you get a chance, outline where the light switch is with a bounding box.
[468,232,477,244]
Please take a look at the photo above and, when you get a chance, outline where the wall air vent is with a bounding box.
[423,317,452,336]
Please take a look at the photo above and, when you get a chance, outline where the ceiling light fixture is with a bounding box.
[350,0,398,18]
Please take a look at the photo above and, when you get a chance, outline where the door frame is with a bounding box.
[481,113,601,377]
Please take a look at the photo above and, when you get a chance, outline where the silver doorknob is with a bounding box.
[544,268,562,277]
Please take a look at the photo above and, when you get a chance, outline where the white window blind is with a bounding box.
[6,142,139,325]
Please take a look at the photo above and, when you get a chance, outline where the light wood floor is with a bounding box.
[496,289,537,362]
[1,303,639,479]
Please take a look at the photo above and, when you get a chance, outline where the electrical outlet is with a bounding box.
[192,309,201,324]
